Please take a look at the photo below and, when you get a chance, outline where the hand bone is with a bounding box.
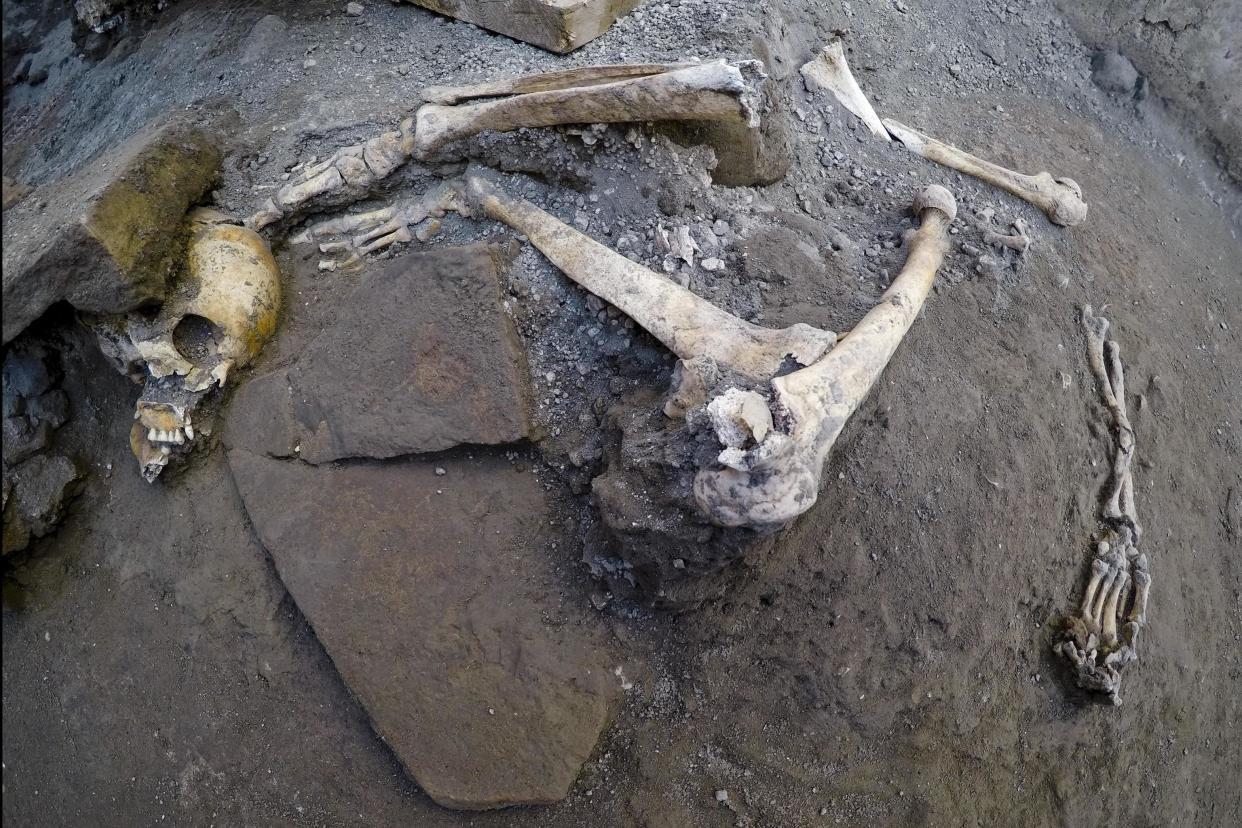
[462,175,836,385]
[693,186,957,528]
[799,41,889,140]
[1055,306,1149,703]
[246,118,416,230]
[414,61,764,160]
[290,182,465,270]
[884,119,1088,227]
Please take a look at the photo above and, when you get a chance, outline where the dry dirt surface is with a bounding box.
[3,0,1240,826]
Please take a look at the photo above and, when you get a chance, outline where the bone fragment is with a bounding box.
[422,64,697,104]
[800,41,889,140]
[463,176,836,384]
[415,61,763,160]
[883,119,1088,227]
[693,186,957,529]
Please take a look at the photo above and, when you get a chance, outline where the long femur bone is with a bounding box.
[415,60,764,160]
[693,186,957,529]
[883,119,1087,227]
[463,176,835,384]
[799,41,889,140]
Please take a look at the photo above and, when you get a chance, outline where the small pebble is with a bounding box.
[345,1,364,15]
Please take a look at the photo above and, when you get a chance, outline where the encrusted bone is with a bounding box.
[693,186,957,528]
[884,119,1088,227]
[462,176,836,384]
[799,41,889,140]
[246,118,416,230]
[414,61,764,160]
[1055,305,1149,703]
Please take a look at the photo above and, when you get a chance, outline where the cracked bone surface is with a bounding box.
[1055,306,1149,703]
[246,118,416,230]
[693,185,957,529]
[799,41,889,140]
[414,60,764,160]
[95,209,281,481]
[463,176,836,385]
[883,119,1088,227]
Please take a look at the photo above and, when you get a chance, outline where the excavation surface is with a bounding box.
[2,0,1239,825]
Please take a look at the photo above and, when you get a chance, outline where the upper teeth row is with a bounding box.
[147,426,193,444]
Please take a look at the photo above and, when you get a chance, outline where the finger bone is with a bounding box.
[799,41,889,140]
[693,185,957,528]
[884,118,1088,226]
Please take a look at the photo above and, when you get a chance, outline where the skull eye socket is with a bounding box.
[172,314,225,363]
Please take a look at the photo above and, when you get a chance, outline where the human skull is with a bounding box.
[98,208,280,481]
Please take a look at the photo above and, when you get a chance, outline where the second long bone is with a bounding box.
[464,176,836,384]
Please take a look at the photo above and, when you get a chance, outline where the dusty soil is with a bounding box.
[3,0,1240,825]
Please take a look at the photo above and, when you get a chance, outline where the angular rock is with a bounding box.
[400,0,641,54]
[2,454,83,556]
[226,448,619,808]
[2,117,220,344]
[226,243,533,464]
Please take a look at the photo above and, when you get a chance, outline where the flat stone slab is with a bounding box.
[402,0,641,53]
[225,448,619,809]
[2,117,220,344]
[226,243,534,464]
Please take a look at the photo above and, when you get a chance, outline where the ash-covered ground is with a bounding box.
[3,0,1240,825]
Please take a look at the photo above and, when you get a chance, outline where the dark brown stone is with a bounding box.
[1,117,220,344]
[224,243,533,464]
[226,448,619,809]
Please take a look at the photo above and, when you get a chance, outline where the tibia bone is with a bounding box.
[463,175,836,384]
[883,118,1088,227]
[693,185,957,529]
[799,41,890,140]
[415,61,765,160]
[246,118,416,230]
[422,63,698,105]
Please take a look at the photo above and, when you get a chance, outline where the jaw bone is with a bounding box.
[463,176,836,385]
[799,41,889,140]
[883,119,1088,227]
[693,186,957,528]
[413,60,765,160]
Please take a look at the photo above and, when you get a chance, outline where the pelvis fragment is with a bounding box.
[93,208,281,481]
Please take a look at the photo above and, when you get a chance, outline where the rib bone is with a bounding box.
[415,61,763,160]
[693,186,957,528]
[799,41,889,140]
[463,176,836,384]
[884,119,1088,227]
